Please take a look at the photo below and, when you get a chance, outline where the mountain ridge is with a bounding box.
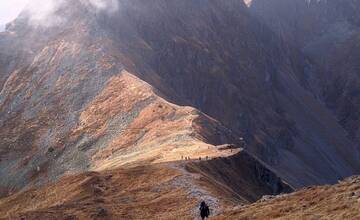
[0,0,359,218]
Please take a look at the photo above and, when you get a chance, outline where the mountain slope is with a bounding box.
[0,0,359,218]
[216,176,360,220]
[249,0,360,146]
[0,0,359,202]
[89,0,360,187]
[0,151,291,219]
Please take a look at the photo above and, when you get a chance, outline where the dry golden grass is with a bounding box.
[0,151,292,220]
[0,164,195,220]
[1,157,358,220]
[72,70,240,171]
[213,176,360,220]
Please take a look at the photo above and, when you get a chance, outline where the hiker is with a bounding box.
[199,201,210,220]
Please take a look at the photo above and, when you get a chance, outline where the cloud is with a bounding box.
[0,23,5,32]
[20,0,119,28]
[0,0,30,26]
[87,0,119,13]
[23,0,65,27]
[244,0,253,7]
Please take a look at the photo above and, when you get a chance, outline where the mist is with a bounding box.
[0,0,120,28]
[0,0,30,30]
[23,0,65,27]
[88,0,119,13]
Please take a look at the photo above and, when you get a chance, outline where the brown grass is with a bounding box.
[213,177,360,220]
[0,164,195,220]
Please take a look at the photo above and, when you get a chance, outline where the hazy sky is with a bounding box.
[0,0,29,27]
[0,0,118,30]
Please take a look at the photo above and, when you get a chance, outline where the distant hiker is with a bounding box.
[199,201,210,219]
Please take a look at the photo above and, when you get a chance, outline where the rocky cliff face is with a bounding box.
[0,0,359,198]
[250,0,360,146]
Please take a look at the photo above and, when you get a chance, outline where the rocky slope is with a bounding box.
[0,0,245,196]
[0,0,359,218]
[249,0,360,146]
[71,0,360,187]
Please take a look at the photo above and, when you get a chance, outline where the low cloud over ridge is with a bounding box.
[21,0,119,27]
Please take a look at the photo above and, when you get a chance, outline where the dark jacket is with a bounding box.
[200,203,210,218]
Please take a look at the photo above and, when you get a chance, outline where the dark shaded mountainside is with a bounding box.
[249,0,360,146]
[0,0,359,219]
